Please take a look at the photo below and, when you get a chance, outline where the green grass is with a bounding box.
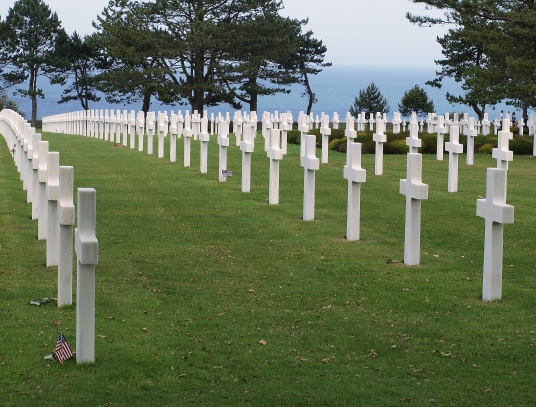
[1,131,535,406]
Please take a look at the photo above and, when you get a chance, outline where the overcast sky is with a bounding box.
[0,0,448,67]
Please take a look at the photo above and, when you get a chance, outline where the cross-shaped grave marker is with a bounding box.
[373,114,387,175]
[267,128,283,204]
[400,153,429,265]
[492,119,513,170]
[320,114,331,164]
[183,113,193,167]
[46,151,60,267]
[466,116,478,165]
[344,141,366,240]
[240,123,255,193]
[406,113,421,153]
[476,168,514,301]
[199,116,210,174]
[435,115,447,160]
[445,125,463,192]
[218,119,230,182]
[136,111,145,152]
[58,165,74,306]
[75,188,98,364]
[301,134,319,221]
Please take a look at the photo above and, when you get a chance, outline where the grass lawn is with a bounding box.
[1,129,535,406]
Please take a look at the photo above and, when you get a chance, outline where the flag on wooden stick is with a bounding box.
[54,332,73,364]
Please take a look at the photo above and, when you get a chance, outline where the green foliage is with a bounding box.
[0,0,66,125]
[349,82,390,120]
[328,136,347,153]
[479,143,494,154]
[398,85,435,118]
[408,0,536,121]
[0,89,23,115]
[52,32,101,110]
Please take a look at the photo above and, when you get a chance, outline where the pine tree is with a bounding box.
[349,82,390,119]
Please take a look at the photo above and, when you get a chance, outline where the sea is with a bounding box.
[7,65,517,121]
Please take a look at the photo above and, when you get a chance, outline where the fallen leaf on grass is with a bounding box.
[321,357,331,363]
[484,386,493,393]
[259,339,267,346]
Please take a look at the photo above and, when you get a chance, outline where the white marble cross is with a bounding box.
[58,166,75,307]
[392,112,402,134]
[218,119,230,182]
[435,115,447,160]
[280,112,289,155]
[476,168,514,301]
[75,188,99,364]
[136,111,145,152]
[38,141,49,240]
[466,117,478,165]
[298,113,309,157]
[400,153,429,265]
[320,114,331,163]
[46,151,60,267]
[373,114,387,175]
[169,111,178,163]
[407,113,421,153]
[481,113,490,135]
[345,116,356,142]
[183,113,192,167]
[240,123,255,192]
[157,111,168,158]
[199,117,210,174]
[233,111,243,147]
[267,128,283,204]
[109,109,116,143]
[31,133,41,220]
[146,112,156,154]
[344,141,366,240]
[332,112,339,129]
[492,119,513,170]
[426,113,435,134]
[445,125,463,192]
[301,134,320,221]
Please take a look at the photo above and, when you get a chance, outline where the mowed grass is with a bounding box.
[1,129,535,406]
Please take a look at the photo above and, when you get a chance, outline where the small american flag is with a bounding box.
[54,332,73,364]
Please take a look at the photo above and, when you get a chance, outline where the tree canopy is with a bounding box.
[349,82,390,119]
[398,85,434,117]
[407,0,536,120]
[0,0,66,126]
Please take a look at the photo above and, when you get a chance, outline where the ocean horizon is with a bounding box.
[7,65,521,122]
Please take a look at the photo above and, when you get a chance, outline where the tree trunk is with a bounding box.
[302,70,315,116]
[471,102,485,121]
[141,92,151,115]
[30,69,38,127]
[249,92,258,113]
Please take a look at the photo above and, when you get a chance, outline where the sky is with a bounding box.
[0,0,448,68]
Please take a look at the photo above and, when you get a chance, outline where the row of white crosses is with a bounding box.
[0,109,99,364]
[38,106,519,301]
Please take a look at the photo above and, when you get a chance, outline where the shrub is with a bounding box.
[479,143,494,154]
[510,137,533,155]
[384,138,408,154]
[328,137,347,153]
